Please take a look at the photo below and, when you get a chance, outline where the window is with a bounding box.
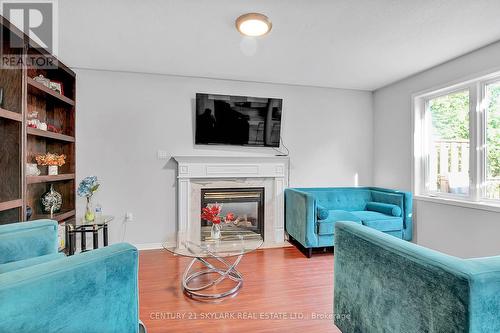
[484,82,500,200]
[414,74,500,204]
[426,90,470,196]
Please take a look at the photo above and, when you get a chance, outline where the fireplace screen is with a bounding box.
[201,187,264,240]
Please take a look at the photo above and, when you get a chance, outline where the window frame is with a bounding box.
[413,72,500,206]
[480,78,500,203]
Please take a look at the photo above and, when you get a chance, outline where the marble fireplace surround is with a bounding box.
[173,156,289,248]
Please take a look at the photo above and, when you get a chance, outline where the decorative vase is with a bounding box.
[41,185,62,214]
[48,165,58,175]
[26,163,41,176]
[84,197,95,223]
[211,223,221,240]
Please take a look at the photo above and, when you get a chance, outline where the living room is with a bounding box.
[1,1,500,332]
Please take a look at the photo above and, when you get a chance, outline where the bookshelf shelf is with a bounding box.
[0,199,23,212]
[27,174,75,184]
[27,127,75,142]
[27,77,75,106]
[33,209,76,223]
[0,108,22,122]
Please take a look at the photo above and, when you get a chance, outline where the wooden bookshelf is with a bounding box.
[33,209,76,223]
[27,174,75,184]
[0,107,22,122]
[27,77,75,106]
[0,15,76,227]
[27,127,75,142]
[0,199,23,211]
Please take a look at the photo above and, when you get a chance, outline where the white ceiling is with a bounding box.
[59,0,500,91]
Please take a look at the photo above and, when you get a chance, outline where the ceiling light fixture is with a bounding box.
[235,13,272,37]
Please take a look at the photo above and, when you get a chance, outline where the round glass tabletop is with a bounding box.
[164,225,263,258]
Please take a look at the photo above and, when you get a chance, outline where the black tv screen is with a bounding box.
[195,93,283,147]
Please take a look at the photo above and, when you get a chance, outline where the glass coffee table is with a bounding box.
[164,225,263,300]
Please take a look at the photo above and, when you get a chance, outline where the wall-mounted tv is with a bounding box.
[195,93,283,147]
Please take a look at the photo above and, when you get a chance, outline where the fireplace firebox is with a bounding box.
[201,187,265,239]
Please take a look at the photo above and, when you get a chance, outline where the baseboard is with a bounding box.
[261,241,292,249]
[133,243,164,251]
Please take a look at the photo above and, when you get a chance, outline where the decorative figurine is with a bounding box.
[33,74,50,87]
[26,163,41,176]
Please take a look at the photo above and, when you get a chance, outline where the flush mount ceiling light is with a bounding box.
[235,13,272,37]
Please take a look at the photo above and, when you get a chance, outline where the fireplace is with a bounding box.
[201,187,265,240]
[173,156,288,248]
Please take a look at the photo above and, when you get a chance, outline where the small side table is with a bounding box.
[66,216,114,255]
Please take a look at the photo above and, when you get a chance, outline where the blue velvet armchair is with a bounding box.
[284,187,412,257]
[0,219,143,333]
[334,221,500,332]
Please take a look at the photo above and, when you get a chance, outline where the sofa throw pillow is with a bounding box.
[317,205,329,220]
[366,202,402,217]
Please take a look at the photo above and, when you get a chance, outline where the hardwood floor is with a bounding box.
[139,247,342,333]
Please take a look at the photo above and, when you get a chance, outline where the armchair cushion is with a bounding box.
[314,189,372,211]
[317,210,361,235]
[370,190,404,207]
[0,243,139,333]
[351,211,403,232]
[0,253,65,274]
[0,220,58,264]
[334,222,500,332]
[316,204,329,220]
[366,201,402,217]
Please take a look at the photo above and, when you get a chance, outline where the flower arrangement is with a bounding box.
[35,153,66,166]
[201,203,235,224]
[77,176,100,198]
[78,176,100,222]
[201,203,235,240]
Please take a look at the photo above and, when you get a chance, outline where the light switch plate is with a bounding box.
[157,150,169,159]
[125,212,134,222]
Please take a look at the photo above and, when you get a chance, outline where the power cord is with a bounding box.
[273,136,291,186]
[273,136,290,156]
[121,219,128,242]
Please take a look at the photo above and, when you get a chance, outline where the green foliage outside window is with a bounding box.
[486,84,500,179]
[429,90,469,141]
[429,88,500,178]
[429,86,500,199]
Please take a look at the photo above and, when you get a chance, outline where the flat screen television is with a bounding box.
[195,93,283,147]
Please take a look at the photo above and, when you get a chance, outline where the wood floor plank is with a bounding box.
[139,247,342,333]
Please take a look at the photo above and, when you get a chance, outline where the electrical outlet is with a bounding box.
[125,212,134,222]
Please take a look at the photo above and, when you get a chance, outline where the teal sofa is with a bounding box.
[284,187,412,257]
[334,222,500,332]
[0,219,144,333]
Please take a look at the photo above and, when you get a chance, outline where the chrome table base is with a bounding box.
[182,254,243,300]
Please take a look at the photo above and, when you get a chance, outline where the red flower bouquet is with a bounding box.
[201,203,235,225]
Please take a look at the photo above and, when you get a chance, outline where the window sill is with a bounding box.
[414,195,500,213]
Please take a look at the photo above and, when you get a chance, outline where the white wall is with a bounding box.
[76,69,373,247]
[373,41,500,258]
[414,200,500,258]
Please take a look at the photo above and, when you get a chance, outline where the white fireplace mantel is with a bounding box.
[173,155,289,179]
[173,155,289,247]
